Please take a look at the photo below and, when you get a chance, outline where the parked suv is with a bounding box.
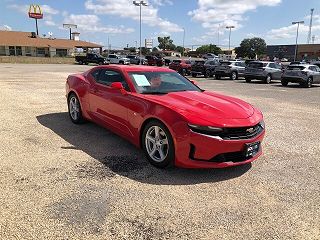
[126,55,147,65]
[281,64,320,88]
[169,59,192,75]
[75,53,108,65]
[203,59,220,77]
[191,60,206,77]
[244,61,282,84]
[107,54,130,64]
[214,60,246,80]
[145,55,164,66]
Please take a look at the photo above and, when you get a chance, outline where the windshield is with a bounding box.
[221,62,231,65]
[128,71,201,94]
[248,62,267,68]
[287,66,306,70]
[172,60,181,63]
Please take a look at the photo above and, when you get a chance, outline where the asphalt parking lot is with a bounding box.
[0,64,319,240]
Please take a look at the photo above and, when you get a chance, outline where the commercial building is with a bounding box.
[267,44,320,61]
[0,30,102,57]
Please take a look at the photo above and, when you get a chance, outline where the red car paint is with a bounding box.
[66,65,265,168]
[169,59,192,74]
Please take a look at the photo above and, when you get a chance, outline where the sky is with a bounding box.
[1,0,320,50]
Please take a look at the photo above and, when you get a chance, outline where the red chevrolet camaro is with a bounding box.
[66,65,265,168]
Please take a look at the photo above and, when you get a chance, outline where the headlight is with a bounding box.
[188,124,223,135]
[259,120,265,129]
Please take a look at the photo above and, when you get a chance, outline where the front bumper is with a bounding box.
[281,76,307,83]
[174,129,265,168]
[244,73,266,80]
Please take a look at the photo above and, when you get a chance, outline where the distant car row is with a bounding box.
[75,53,168,66]
[179,59,320,88]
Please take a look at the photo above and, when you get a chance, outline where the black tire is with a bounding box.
[215,75,221,80]
[119,61,124,65]
[245,78,251,83]
[265,74,272,84]
[305,77,313,88]
[191,73,197,78]
[205,69,211,78]
[230,71,238,80]
[68,93,85,124]
[142,120,175,168]
[281,79,288,86]
[180,69,186,76]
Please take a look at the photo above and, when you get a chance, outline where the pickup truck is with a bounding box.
[107,54,130,65]
[75,53,108,65]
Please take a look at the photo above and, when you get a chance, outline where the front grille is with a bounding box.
[220,124,263,140]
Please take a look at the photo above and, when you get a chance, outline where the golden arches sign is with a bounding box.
[28,4,43,19]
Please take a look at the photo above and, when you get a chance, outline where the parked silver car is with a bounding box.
[107,54,130,65]
[214,60,246,80]
[244,61,282,84]
[281,64,320,88]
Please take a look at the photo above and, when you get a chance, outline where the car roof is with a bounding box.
[92,65,175,72]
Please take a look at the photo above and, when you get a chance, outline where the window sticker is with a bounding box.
[132,74,151,86]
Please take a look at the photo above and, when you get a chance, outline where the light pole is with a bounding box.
[182,27,185,57]
[226,26,235,51]
[133,1,148,65]
[292,21,304,62]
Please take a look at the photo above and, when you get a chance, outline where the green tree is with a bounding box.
[235,37,267,59]
[195,44,222,55]
[175,46,184,54]
[158,36,176,50]
[139,47,150,55]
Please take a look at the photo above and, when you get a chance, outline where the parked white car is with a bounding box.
[107,54,130,65]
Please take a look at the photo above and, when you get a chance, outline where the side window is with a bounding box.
[269,63,276,69]
[97,70,130,91]
[309,66,316,72]
[314,66,320,72]
[91,69,100,80]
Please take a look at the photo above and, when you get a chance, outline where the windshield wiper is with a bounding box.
[142,91,168,95]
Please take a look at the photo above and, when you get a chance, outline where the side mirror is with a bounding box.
[190,80,198,85]
[110,82,127,95]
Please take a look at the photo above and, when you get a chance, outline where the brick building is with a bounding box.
[0,30,102,57]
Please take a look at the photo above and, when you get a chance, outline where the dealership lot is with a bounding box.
[0,64,319,239]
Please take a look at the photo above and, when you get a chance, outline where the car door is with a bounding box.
[268,63,281,79]
[311,66,320,83]
[88,68,133,137]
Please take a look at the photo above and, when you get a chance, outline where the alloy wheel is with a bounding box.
[69,96,80,121]
[145,126,169,162]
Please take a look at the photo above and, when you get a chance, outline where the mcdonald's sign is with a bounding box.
[28,4,43,19]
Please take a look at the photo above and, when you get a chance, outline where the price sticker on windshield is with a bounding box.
[132,74,151,87]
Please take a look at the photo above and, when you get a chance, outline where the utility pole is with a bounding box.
[292,21,304,61]
[226,26,235,51]
[307,8,314,44]
[133,1,148,64]
[182,27,185,57]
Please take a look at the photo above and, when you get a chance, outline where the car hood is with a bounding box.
[142,91,255,122]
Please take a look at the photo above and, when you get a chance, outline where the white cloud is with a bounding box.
[189,0,282,32]
[151,0,173,6]
[266,17,320,41]
[8,4,59,15]
[84,0,182,32]
[64,14,135,34]
[0,24,12,31]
